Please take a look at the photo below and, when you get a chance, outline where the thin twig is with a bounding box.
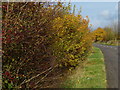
[34,65,58,88]
[19,66,53,86]
[17,2,28,18]
[38,73,63,82]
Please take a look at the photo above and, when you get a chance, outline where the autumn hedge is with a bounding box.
[2,2,93,88]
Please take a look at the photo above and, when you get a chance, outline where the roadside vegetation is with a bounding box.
[2,2,111,89]
[2,2,93,88]
[60,47,106,88]
[92,25,120,46]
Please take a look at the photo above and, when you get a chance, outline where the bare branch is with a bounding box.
[19,66,53,86]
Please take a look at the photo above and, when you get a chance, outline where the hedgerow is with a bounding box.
[51,14,93,67]
[2,2,93,88]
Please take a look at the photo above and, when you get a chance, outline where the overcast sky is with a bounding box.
[70,2,118,30]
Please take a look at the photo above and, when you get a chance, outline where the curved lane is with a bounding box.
[93,43,119,88]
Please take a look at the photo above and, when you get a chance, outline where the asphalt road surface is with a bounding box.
[93,43,119,88]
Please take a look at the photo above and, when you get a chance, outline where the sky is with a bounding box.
[69,2,118,30]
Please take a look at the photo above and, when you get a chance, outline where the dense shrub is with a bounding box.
[51,15,93,67]
[92,26,119,43]
[2,2,68,88]
[92,27,106,42]
[2,2,93,88]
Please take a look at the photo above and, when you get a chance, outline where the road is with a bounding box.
[93,43,119,88]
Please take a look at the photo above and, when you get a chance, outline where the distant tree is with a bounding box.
[104,27,116,41]
[92,27,106,42]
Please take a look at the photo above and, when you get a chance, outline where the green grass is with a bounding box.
[98,42,117,46]
[60,47,107,88]
[96,40,119,46]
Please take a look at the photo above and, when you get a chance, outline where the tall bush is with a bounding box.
[51,15,93,67]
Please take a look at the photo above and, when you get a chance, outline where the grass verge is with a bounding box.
[60,47,107,88]
[96,40,119,46]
